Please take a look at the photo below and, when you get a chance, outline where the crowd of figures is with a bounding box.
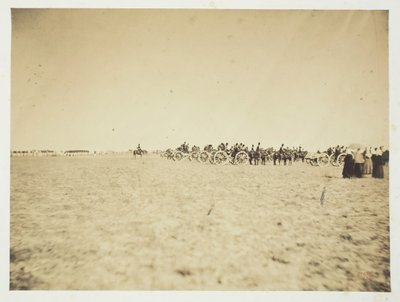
[342,147,387,179]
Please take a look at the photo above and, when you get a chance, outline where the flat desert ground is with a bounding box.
[10,155,390,291]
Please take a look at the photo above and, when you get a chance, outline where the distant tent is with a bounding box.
[64,150,90,156]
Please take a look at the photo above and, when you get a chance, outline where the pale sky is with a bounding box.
[11,9,388,151]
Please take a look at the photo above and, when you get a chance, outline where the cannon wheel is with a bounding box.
[336,153,346,167]
[330,155,338,166]
[214,151,229,165]
[317,153,330,167]
[199,151,210,163]
[174,151,184,161]
[189,151,199,162]
[209,151,217,164]
[235,151,249,165]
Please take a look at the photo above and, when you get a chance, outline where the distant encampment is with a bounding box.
[11,150,56,157]
[10,149,149,157]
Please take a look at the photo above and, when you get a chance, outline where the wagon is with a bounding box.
[335,153,346,167]
[189,151,201,161]
[173,150,201,162]
[161,149,175,160]
[305,152,330,167]
[234,151,250,165]
[199,150,211,163]
[305,152,345,167]
[198,150,218,164]
[212,150,249,165]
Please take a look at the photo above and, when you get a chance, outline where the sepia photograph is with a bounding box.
[2,1,400,299]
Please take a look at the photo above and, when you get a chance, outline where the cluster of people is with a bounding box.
[342,147,386,179]
[275,144,306,163]
[326,145,347,158]
[178,142,190,153]
[199,142,248,153]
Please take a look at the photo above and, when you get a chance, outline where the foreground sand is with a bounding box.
[10,155,390,290]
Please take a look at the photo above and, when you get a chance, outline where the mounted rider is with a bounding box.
[132,144,143,158]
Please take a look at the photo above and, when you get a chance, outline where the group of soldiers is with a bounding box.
[177,142,192,153]
[172,142,307,165]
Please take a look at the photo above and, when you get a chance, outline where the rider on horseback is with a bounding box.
[132,144,143,159]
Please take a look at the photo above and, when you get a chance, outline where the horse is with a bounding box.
[261,148,274,164]
[260,149,267,165]
[297,150,307,163]
[285,151,294,165]
[132,149,143,159]
[273,151,282,165]
[248,149,255,165]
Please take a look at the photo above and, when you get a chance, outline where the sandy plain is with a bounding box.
[10,155,390,291]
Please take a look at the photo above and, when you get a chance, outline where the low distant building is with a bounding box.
[64,150,90,156]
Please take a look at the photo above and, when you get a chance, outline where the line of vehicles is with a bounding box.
[160,147,346,167]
